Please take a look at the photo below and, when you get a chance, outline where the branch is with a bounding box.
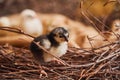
[0,26,35,38]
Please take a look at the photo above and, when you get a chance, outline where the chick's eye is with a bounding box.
[59,35,63,38]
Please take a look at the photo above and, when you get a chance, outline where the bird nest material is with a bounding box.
[0,39,120,80]
[0,1,120,80]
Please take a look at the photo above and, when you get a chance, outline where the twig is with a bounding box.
[86,36,94,52]
[69,48,120,68]
[96,49,120,63]
[0,26,35,38]
[0,65,19,71]
[86,10,119,40]
[104,0,116,6]
[68,47,94,54]
[0,50,13,62]
[96,49,110,62]
[90,40,120,51]
[2,69,39,75]
[85,62,107,80]
[49,69,74,80]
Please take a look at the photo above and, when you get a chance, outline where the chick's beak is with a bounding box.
[63,35,68,42]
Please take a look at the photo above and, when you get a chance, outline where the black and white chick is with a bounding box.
[30,27,69,64]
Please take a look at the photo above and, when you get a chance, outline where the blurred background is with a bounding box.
[0,0,117,24]
[0,0,119,48]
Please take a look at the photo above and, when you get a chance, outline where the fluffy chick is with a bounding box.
[30,27,69,64]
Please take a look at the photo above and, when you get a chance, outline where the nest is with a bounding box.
[0,40,120,80]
